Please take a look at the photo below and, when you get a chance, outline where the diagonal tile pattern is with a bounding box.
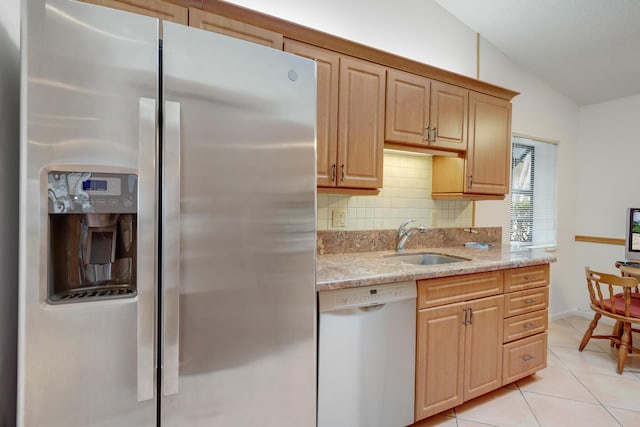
[413,316,640,427]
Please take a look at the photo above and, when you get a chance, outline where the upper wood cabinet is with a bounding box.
[338,56,385,189]
[284,40,339,187]
[189,8,284,49]
[80,0,188,23]
[385,69,468,152]
[432,91,512,200]
[285,40,385,191]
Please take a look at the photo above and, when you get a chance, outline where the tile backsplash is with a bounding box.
[317,151,473,231]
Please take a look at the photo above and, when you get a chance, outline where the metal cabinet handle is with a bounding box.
[523,354,535,362]
[462,308,473,325]
[331,164,336,182]
[425,126,431,143]
[523,298,537,305]
[468,175,473,188]
[524,275,537,280]
[340,164,345,182]
[431,127,437,143]
[163,101,182,396]
[137,98,157,402]
[523,322,536,329]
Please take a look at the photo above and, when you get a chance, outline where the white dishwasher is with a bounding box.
[317,281,417,427]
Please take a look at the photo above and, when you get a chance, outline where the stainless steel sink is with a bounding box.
[388,252,470,265]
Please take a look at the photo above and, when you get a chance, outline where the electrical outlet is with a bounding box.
[430,211,438,227]
[332,209,347,227]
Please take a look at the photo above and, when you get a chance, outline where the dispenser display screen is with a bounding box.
[81,177,121,196]
[83,180,108,191]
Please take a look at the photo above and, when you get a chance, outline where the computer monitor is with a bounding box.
[625,208,640,261]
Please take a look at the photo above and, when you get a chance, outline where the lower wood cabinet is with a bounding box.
[414,264,550,423]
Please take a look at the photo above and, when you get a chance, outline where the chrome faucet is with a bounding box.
[396,219,427,252]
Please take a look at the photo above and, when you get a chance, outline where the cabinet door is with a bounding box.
[385,69,430,145]
[464,295,504,401]
[430,81,468,151]
[338,56,385,189]
[284,40,339,187]
[415,302,465,421]
[466,92,512,194]
[80,0,188,24]
[189,8,283,49]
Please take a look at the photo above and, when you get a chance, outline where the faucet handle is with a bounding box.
[398,219,416,236]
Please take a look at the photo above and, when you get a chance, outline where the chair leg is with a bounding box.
[617,322,631,374]
[580,313,601,351]
[611,320,622,348]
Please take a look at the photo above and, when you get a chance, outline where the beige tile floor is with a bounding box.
[415,316,640,427]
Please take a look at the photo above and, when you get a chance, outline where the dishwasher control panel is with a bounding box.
[318,281,417,313]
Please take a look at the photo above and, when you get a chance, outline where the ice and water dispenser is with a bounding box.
[47,171,138,303]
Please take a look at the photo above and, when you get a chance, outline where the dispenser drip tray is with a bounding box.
[49,284,137,304]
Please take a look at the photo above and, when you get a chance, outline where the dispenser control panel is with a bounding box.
[48,171,137,214]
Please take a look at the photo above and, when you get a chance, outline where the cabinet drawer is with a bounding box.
[502,332,547,384]
[503,309,548,343]
[417,271,503,309]
[504,287,548,318]
[504,264,549,292]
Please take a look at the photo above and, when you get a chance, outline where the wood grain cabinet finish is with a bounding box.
[503,286,549,318]
[415,271,505,421]
[284,40,339,187]
[417,271,503,309]
[432,91,512,200]
[503,332,548,384]
[285,41,385,190]
[385,70,467,152]
[415,295,503,421]
[337,56,385,189]
[504,264,550,292]
[80,0,188,24]
[189,7,284,49]
[415,264,550,422]
[501,264,549,384]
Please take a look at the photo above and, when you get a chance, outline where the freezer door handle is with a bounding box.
[163,100,181,396]
[137,97,157,402]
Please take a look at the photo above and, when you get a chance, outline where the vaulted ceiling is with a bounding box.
[435,0,640,106]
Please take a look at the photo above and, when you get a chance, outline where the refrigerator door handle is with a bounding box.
[137,97,158,402]
[163,100,181,396]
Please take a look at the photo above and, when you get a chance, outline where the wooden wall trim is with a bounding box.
[182,0,519,100]
[574,235,625,246]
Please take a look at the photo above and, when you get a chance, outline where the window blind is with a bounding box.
[510,136,557,248]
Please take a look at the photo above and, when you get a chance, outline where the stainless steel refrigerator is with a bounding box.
[18,1,317,426]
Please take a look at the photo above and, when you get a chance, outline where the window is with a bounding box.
[510,136,557,248]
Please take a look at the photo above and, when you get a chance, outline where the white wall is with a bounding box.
[226,0,581,317]
[575,94,640,312]
[0,0,20,425]
[225,0,477,77]
[475,38,580,318]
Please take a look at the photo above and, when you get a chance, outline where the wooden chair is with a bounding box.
[579,267,640,374]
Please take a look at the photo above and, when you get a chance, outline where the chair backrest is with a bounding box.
[585,267,640,319]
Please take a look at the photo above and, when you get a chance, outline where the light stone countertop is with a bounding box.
[316,245,557,291]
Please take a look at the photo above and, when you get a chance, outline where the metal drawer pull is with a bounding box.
[462,308,468,325]
[524,275,537,280]
[523,298,537,304]
[331,164,336,182]
[523,322,536,329]
[424,126,430,142]
[523,354,535,362]
[468,307,473,325]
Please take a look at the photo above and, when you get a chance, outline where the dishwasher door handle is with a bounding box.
[358,304,386,312]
